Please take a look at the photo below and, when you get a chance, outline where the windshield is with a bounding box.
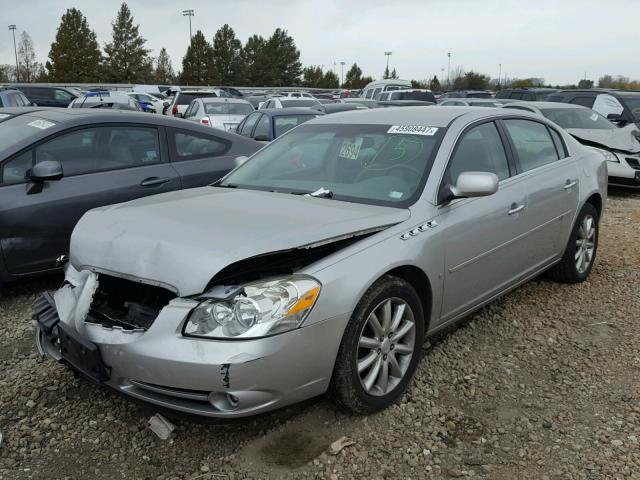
[280,99,320,107]
[178,92,218,105]
[541,108,616,130]
[204,103,253,115]
[220,123,445,207]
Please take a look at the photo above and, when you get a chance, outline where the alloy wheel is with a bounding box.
[356,297,416,396]
[575,214,596,274]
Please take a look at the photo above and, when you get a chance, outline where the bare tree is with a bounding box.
[17,31,43,82]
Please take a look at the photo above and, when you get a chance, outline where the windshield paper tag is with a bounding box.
[338,137,363,160]
[388,125,438,136]
[589,113,598,122]
[28,119,55,130]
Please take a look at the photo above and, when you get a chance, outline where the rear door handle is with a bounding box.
[140,177,171,187]
[563,180,577,190]
[508,203,525,215]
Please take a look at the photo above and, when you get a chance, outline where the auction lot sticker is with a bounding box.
[388,125,438,136]
[338,137,363,160]
[28,119,56,130]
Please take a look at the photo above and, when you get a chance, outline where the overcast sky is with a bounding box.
[1,0,639,85]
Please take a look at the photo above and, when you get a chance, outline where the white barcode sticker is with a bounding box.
[388,125,438,136]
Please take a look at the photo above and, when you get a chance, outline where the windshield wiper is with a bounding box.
[305,187,333,199]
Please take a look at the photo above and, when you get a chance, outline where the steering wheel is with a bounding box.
[354,163,422,184]
[387,164,423,180]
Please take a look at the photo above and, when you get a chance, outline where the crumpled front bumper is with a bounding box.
[34,276,346,418]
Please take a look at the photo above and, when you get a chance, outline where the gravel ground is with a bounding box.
[1,190,639,480]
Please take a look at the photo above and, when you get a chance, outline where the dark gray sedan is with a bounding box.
[0,107,261,284]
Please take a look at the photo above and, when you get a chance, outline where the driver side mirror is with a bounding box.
[441,171,499,203]
[253,134,270,142]
[27,160,63,195]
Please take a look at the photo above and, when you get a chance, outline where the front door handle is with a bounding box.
[508,203,525,215]
[140,177,170,187]
[563,180,577,190]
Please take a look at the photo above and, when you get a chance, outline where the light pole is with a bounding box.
[446,52,452,89]
[339,61,345,88]
[384,51,392,77]
[8,25,18,82]
[182,9,194,43]
[498,63,502,86]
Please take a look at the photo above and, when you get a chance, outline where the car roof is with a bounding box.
[510,101,587,110]
[308,105,527,126]
[200,97,251,104]
[257,107,323,116]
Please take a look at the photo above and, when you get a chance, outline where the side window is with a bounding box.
[570,96,595,108]
[34,126,161,176]
[548,127,568,158]
[373,88,382,98]
[54,90,74,102]
[184,103,196,118]
[7,93,21,107]
[503,119,559,172]
[446,122,510,185]
[240,113,260,136]
[365,89,374,99]
[171,129,230,160]
[510,92,523,100]
[1,150,34,185]
[253,114,271,139]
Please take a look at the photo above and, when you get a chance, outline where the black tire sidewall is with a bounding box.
[340,276,425,412]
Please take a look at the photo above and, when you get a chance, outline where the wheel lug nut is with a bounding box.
[383,354,387,360]
[390,344,395,350]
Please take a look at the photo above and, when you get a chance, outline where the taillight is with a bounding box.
[172,104,178,115]
[200,117,210,125]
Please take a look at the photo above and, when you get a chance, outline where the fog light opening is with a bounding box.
[227,393,239,408]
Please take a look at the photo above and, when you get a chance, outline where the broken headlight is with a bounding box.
[183,276,321,339]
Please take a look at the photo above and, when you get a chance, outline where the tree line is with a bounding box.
[0,3,377,88]
[2,4,639,91]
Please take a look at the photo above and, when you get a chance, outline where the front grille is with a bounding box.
[129,380,210,402]
[85,274,176,331]
[625,157,640,170]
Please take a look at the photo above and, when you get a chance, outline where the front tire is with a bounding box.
[328,275,425,414]
[547,203,599,283]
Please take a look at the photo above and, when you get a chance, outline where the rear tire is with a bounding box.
[328,275,425,414]
[547,203,599,284]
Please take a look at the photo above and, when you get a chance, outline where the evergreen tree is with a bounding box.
[343,63,362,89]
[212,24,244,85]
[154,48,174,84]
[301,65,324,88]
[390,68,398,79]
[181,30,214,85]
[243,35,268,86]
[17,32,42,83]
[104,3,152,83]
[429,75,441,91]
[322,70,339,89]
[47,8,102,82]
[383,66,390,79]
[265,28,302,86]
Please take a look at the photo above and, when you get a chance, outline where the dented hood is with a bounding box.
[70,187,409,296]
[567,125,640,153]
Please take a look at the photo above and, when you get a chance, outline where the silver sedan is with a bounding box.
[35,107,607,418]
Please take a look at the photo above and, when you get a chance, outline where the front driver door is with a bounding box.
[437,120,529,323]
[0,124,180,275]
